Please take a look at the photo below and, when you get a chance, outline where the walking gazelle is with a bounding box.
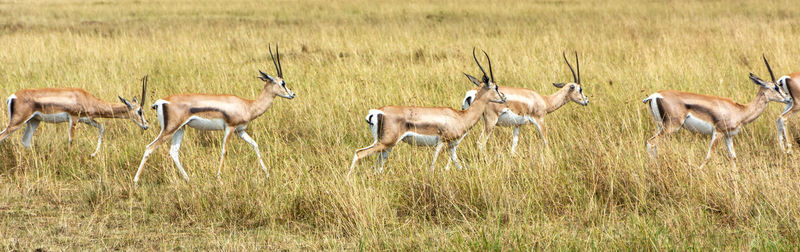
[643,55,791,168]
[133,45,295,186]
[461,52,588,154]
[347,49,506,177]
[0,76,149,157]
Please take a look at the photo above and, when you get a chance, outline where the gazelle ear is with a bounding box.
[258,69,276,82]
[118,96,133,109]
[553,82,565,88]
[464,73,482,87]
[132,97,139,104]
[749,73,767,87]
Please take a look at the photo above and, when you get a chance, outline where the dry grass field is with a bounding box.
[1,0,800,249]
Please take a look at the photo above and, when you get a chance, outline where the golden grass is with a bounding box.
[1,0,800,249]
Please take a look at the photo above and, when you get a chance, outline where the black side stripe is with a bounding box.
[655,98,666,122]
[685,103,719,122]
[8,98,15,119]
[189,107,230,121]
[376,113,384,139]
[787,79,795,100]
[162,103,169,125]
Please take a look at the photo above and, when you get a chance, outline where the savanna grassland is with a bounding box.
[1,0,800,250]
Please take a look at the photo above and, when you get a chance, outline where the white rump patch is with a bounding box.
[399,132,439,146]
[462,90,477,110]
[683,113,715,135]
[366,109,384,139]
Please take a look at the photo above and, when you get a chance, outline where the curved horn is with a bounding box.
[269,44,280,78]
[563,52,577,84]
[483,50,494,83]
[472,48,488,81]
[575,51,580,84]
[140,75,147,107]
[276,44,283,78]
[763,54,776,83]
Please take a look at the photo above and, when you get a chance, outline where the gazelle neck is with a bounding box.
[461,88,491,129]
[94,103,131,119]
[741,88,771,125]
[249,85,277,119]
[544,87,571,113]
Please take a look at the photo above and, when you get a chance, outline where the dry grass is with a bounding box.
[1,0,800,249]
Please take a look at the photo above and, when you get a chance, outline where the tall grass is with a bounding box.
[1,0,800,249]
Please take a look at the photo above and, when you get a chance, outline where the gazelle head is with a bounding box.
[552,52,588,106]
[464,48,506,104]
[749,55,791,104]
[258,44,296,100]
[117,75,150,130]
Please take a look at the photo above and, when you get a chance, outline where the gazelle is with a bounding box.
[461,52,588,154]
[347,49,506,177]
[773,70,800,154]
[133,45,295,186]
[0,76,149,157]
[643,55,791,168]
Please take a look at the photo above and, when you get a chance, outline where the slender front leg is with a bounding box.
[777,106,797,155]
[430,141,445,171]
[510,126,521,155]
[169,127,189,181]
[698,131,720,169]
[79,118,104,158]
[21,119,41,148]
[447,143,464,170]
[530,118,548,150]
[217,126,234,181]
[236,130,269,179]
[477,114,498,152]
[67,116,76,146]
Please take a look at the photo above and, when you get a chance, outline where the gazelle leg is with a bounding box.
[447,136,466,170]
[216,126,234,181]
[530,118,548,150]
[236,130,268,179]
[134,127,177,187]
[78,118,104,158]
[646,125,664,159]
[348,142,386,177]
[375,147,392,174]
[430,141,445,171]
[0,123,25,143]
[777,106,798,154]
[477,114,498,152]
[698,131,720,169]
[66,116,75,146]
[21,119,41,148]
[510,126,521,155]
[169,127,189,181]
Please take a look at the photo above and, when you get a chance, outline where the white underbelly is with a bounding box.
[185,117,226,131]
[400,132,440,146]
[32,112,71,123]
[683,113,715,135]
[497,109,529,127]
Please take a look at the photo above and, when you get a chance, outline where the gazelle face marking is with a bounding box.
[259,44,296,100]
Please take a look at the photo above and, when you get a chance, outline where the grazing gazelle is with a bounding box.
[133,45,295,186]
[461,52,588,154]
[643,56,791,168]
[347,49,507,177]
[0,76,149,157]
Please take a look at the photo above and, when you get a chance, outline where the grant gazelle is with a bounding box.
[133,45,295,186]
[643,55,790,168]
[348,49,506,177]
[0,76,149,157]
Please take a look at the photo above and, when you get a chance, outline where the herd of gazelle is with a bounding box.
[0,46,798,186]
